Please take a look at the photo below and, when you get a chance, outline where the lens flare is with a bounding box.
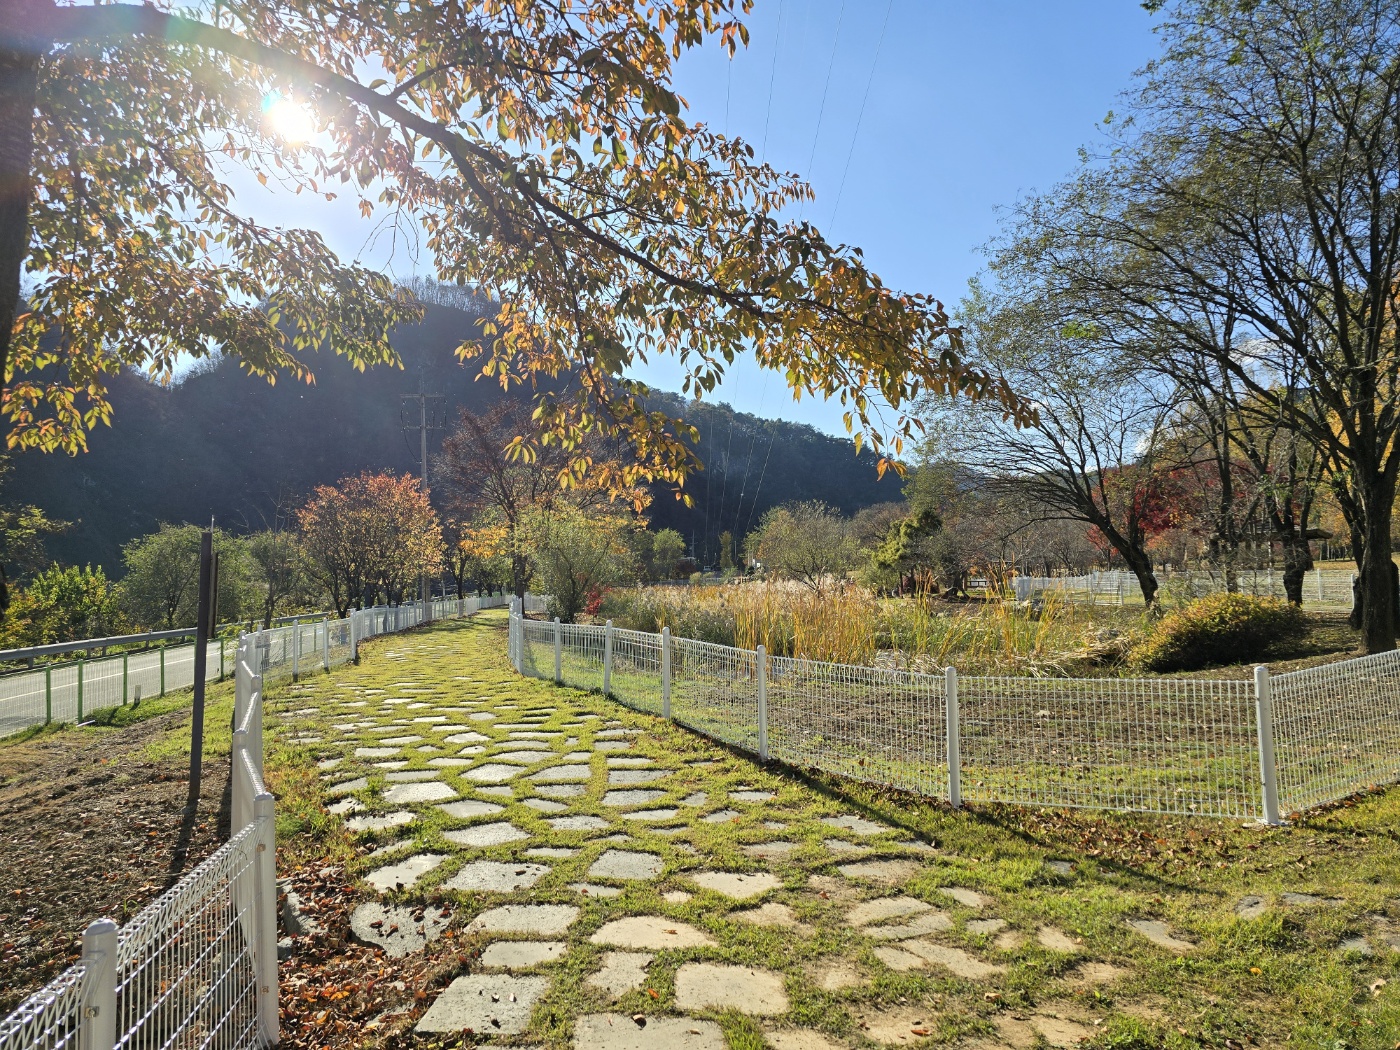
[263,93,316,144]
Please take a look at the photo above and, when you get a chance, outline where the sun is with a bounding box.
[263,93,316,145]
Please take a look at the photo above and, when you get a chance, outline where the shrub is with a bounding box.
[1129,593,1306,672]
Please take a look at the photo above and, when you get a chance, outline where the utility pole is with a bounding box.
[401,391,448,613]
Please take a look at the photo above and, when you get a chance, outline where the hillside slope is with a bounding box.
[8,302,899,571]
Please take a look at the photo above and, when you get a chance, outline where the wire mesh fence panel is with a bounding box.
[670,638,760,753]
[558,624,607,694]
[1271,651,1400,813]
[767,657,947,796]
[0,962,87,1050]
[609,628,664,717]
[113,822,263,1050]
[956,676,1260,816]
[518,619,557,682]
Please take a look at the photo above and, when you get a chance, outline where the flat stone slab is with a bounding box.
[701,809,740,823]
[365,853,446,892]
[468,903,579,936]
[1234,895,1268,920]
[538,784,586,798]
[733,903,805,929]
[601,789,666,807]
[437,800,505,821]
[836,860,921,886]
[766,1030,847,1050]
[530,764,592,782]
[1282,892,1343,907]
[478,786,517,797]
[606,757,654,768]
[1037,926,1078,952]
[384,770,439,782]
[415,974,547,1034]
[940,886,989,910]
[327,799,363,815]
[899,939,1005,978]
[444,861,550,893]
[674,963,789,1015]
[1126,918,1196,953]
[821,815,890,836]
[493,749,559,764]
[354,747,400,758]
[585,952,653,997]
[862,912,951,940]
[689,871,781,900]
[382,782,457,804]
[680,792,708,807]
[729,790,775,802]
[594,741,632,751]
[591,916,716,949]
[548,815,610,832]
[379,735,423,745]
[345,811,415,832]
[428,757,471,767]
[966,918,1006,936]
[350,902,449,957]
[589,850,663,881]
[479,940,567,968]
[849,897,929,927]
[621,808,679,822]
[464,763,523,783]
[570,883,623,898]
[523,798,569,813]
[662,890,693,904]
[443,731,491,744]
[607,769,671,785]
[527,847,578,859]
[326,777,368,796]
[574,1014,724,1050]
[444,821,530,848]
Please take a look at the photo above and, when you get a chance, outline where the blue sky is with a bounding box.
[239,2,1162,436]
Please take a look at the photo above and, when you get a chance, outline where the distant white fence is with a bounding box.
[1011,567,1355,606]
[0,595,521,738]
[0,593,512,1049]
[508,603,1400,822]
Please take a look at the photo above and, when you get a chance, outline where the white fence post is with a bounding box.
[1253,665,1283,825]
[291,623,300,679]
[253,793,280,1044]
[322,621,330,670]
[945,666,962,809]
[553,617,562,684]
[78,918,117,1050]
[661,626,672,719]
[756,644,768,761]
[350,611,358,662]
[602,620,614,695]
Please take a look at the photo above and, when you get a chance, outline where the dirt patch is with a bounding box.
[0,710,229,1014]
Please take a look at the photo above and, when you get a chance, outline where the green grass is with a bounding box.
[214,612,1400,1048]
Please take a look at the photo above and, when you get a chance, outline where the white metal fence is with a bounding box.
[1011,567,1356,606]
[0,595,521,738]
[508,604,1400,822]
[0,593,514,1050]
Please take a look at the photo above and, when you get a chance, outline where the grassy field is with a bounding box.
[220,611,1400,1050]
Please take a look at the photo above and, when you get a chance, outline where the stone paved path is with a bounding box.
[278,613,1389,1049]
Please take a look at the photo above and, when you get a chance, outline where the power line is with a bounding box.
[828,0,894,232]
[759,0,785,162]
[798,0,847,221]
[742,421,781,537]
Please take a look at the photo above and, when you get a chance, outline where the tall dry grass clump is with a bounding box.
[601,580,1103,674]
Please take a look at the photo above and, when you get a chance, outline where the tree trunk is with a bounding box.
[1356,477,1398,652]
[0,38,38,427]
[1280,536,1313,606]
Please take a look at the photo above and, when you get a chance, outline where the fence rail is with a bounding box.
[509,604,1400,821]
[0,592,512,1050]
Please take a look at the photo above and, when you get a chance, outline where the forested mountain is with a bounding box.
[7,301,899,574]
